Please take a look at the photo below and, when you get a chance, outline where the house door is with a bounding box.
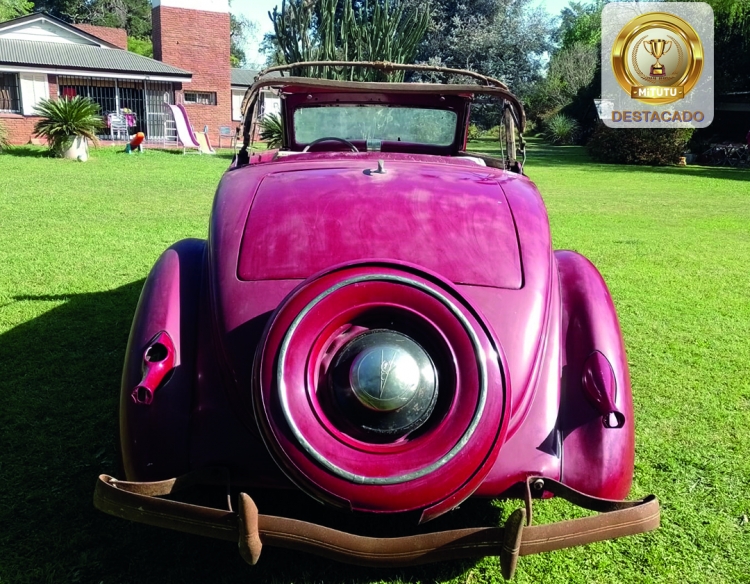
[145,83,174,141]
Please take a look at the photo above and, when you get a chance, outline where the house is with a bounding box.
[231,68,281,141]
[0,0,247,145]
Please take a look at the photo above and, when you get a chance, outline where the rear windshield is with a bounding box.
[294,105,457,146]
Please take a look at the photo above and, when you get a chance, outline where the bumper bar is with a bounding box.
[94,469,659,579]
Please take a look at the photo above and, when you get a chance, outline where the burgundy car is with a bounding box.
[95,62,659,579]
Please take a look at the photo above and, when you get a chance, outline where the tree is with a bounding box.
[0,0,32,21]
[268,0,430,81]
[554,0,750,95]
[33,0,152,38]
[407,0,554,92]
[525,42,600,130]
[127,36,152,57]
[523,0,603,131]
[230,13,258,68]
[557,0,604,49]
[674,0,750,94]
[548,42,598,103]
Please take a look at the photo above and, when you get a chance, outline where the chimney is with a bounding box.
[152,0,231,143]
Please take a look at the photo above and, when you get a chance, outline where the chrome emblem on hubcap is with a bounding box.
[350,344,421,411]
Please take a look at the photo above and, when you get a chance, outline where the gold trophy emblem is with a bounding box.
[611,12,704,105]
[643,39,672,76]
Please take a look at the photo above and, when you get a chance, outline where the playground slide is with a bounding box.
[164,103,215,154]
[193,129,216,154]
[165,103,199,149]
[176,104,214,154]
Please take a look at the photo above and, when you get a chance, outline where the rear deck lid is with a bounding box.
[238,163,522,289]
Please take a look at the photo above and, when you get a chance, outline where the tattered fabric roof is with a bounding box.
[0,38,191,79]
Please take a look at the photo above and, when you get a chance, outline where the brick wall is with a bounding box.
[1,75,58,145]
[1,114,39,145]
[72,24,128,50]
[152,6,232,145]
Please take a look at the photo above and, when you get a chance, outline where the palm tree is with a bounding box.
[259,113,283,149]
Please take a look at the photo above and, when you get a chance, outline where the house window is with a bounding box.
[184,91,216,105]
[0,73,20,113]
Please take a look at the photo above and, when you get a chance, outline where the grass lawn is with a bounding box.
[1,139,748,583]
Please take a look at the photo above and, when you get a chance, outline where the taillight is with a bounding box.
[131,331,175,405]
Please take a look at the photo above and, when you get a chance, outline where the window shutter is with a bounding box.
[20,74,49,116]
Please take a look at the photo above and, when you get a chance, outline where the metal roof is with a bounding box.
[231,69,258,87]
[231,68,282,87]
[0,38,191,78]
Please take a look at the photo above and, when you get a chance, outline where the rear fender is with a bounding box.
[120,239,205,481]
[557,250,635,500]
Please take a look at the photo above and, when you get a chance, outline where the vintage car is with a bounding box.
[94,62,659,579]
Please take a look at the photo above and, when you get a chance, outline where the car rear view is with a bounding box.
[95,61,659,579]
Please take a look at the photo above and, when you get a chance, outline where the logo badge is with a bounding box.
[611,11,704,105]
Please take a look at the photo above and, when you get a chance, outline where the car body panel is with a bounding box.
[118,84,635,520]
[120,238,203,482]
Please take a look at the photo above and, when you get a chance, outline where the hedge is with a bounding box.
[587,123,694,165]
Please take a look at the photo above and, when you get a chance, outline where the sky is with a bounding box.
[233,0,573,69]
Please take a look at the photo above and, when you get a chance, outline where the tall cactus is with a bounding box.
[270,0,429,81]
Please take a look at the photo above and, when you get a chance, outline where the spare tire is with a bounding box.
[253,262,510,522]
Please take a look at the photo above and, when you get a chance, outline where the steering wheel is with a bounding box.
[302,137,359,153]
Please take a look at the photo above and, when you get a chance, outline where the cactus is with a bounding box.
[269,0,429,81]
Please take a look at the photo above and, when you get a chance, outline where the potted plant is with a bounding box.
[34,96,102,161]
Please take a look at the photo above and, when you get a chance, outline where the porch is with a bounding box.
[57,75,179,143]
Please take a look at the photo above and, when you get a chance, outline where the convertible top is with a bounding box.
[238,61,527,154]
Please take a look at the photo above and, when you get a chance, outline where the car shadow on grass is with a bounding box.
[0,282,500,584]
[0,146,51,158]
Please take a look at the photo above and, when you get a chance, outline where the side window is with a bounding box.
[0,73,20,113]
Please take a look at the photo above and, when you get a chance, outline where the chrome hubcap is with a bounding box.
[329,330,438,437]
[349,344,422,411]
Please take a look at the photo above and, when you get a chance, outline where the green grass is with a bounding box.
[1,139,749,583]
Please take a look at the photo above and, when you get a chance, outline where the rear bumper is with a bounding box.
[94,470,659,579]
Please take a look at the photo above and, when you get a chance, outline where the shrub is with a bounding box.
[521,119,537,136]
[0,120,8,151]
[34,96,102,156]
[259,113,283,149]
[467,123,481,141]
[587,124,695,165]
[543,114,580,145]
[479,125,501,139]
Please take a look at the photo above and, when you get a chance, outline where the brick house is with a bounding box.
[0,0,269,146]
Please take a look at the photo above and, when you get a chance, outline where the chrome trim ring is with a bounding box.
[276,273,491,485]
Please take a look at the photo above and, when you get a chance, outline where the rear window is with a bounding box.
[294,105,457,146]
